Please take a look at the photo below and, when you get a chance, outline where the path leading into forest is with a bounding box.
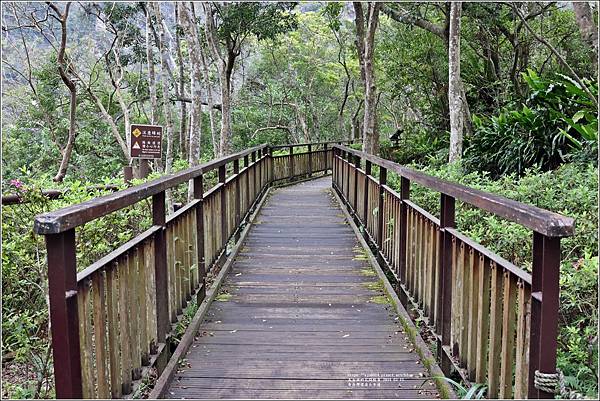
[164,178,440,399]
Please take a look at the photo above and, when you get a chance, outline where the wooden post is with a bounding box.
[233,159,241,241]
[363,160,371,225]
[289,146,294,180]
[256,149,262,191]
[398,177,410,300]
[438,193,455,375]
[251,151,257,202]
[345,151,351,200]
[331,147,337,187]
[376,167,387,248]
[307,144,313,177]
[324,143,329,170]
[528,232,561,399]
[193,174,205,303]
[139,159,150,179]
[244,154,250,213]
[45,229,83,399]
[267,146,274,184]
[353,154,360,213]
[219,165,227,257]
[123,166,133,185]
[152,191,169,344]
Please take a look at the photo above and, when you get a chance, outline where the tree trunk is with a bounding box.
[200,44,219,157]
[180,2,203,201]
[153,4,175,176]
[218,66,232,156]
[55,88,77,182]
[85,87,129,159]
[175,4,189,160]
[572,1,598,71]
[203,3,236,157]
[354,2,381,155]
[448,2,463,163]
[145,4,161,173]
[49,3,76,183]
[145,6,159,125]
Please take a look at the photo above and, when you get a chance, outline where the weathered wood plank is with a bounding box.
[164,177,440,399]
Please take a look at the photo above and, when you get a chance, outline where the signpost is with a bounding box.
[128,124,163,181]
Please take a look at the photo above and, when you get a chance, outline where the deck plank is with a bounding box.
[165,177,440,399]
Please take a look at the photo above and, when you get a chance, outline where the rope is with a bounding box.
[534,370,587,399]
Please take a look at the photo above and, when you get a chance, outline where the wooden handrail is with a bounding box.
[332,145,571,399]
[37,140,338,398]
[33,145,267,234]
[270,139,357,150]
[2,185,120,205]
[333,145,575,237]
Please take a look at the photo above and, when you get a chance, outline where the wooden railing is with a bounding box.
[33,140,354,399]
[332,145,574,400]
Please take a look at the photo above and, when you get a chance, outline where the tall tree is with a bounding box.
[179,2,203,200]
[151,3,175,175]
[175,4,189,159]
[353,2,381,155]
[200,39,219,157]
[145,6,159,125]
[448,2,463,163]
[202,2,297,156]
[382,3,473,135]
[179,5,202,164]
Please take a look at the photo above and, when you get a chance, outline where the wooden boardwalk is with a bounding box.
[165,177,440,399]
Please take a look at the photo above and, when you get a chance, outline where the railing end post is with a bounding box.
[45,229,83,399]
[528,232,561,399]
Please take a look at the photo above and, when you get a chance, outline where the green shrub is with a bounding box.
[465,70,598,177]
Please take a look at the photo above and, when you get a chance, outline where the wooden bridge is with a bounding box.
[33,141,575,399]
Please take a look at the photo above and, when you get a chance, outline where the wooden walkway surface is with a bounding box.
[165,177,440,399]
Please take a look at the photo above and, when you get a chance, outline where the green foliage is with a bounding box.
[215,2,298,43]
[437,378,487,399]
[380,128,448,166]
[465,70,598,176]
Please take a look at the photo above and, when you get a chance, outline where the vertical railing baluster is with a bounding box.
[257,148,263,192]
[267,146,274,184]
[193,174,205,303]
[45,229,83,398]
[251,151,257,202]
[363,160,371,225]
[152,191,169,341]
[289,146,294,180]
[308,144,313,177]
[345,151,351,200]
[244,154,250,213]
[218,164,227,262]
[528,232,561,399]
[438,193,455,375]
[398,177,410,301]
[353,155,360,213]
[376,166,387,249]
[324,143,329,170]
[233,160,241,241]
